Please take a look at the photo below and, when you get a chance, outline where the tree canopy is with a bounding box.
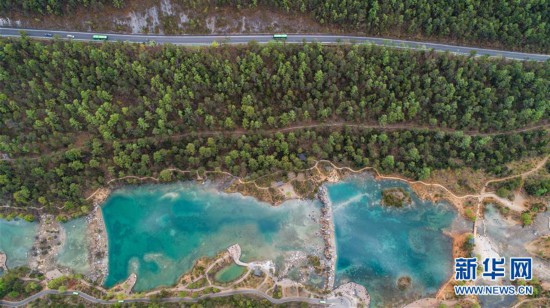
[0,38,548,215]
[224,0,550,52]
[1,0,548,52]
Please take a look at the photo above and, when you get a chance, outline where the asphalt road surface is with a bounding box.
[0,289,346,307]
[1,27,549,61]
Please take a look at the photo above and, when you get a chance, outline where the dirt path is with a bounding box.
[2,121,548,161]
[433,156,548,299]
[204,255,228,286]
[472,156,548,235]
[368,156,548,203]
[86,155,548,208]
[3,154,546,219]
[483,156,548,187]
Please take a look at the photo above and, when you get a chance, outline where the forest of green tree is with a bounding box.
[0,267,42,300]
[0,37,548,216]
[1,0,548,52]
[222,0,550,52]
[0,0,124,14]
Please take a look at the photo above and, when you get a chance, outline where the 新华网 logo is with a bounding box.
[453,257,533,296]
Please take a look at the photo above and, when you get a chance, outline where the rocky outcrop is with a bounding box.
[332,282,370,307]
[28,215,65,276]
[86,205,108,284]
[0,252,7,271]
[317,186,336,290]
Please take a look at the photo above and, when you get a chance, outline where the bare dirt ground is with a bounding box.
[273,182,299,199]
[525,236,550,261]
[405,298,476,308]
[426,168,490,196]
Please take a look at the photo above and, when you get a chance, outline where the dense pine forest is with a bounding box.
[0,37,548,216]
[223,0,550,52]
[1,0,549,52]
[0,0,124,13]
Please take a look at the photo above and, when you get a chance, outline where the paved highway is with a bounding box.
[0,289,342,307]
[1,27,549,61]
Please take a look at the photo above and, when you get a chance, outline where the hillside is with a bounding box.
[0,37,548,217]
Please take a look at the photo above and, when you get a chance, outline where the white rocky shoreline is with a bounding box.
[1,180,374,305]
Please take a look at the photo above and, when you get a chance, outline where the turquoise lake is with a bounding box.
[0,219,36,269]
[102,182,324,291]
[1,175,461,306]
[327,175,457,307]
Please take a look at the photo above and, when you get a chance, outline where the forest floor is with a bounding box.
[525,236,550,261]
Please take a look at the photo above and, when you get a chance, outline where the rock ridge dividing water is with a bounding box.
[85,204,108,284]
[0,252,7,271]
[317,185,336,290]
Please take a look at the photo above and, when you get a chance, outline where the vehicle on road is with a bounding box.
[273,34,287,40]
[67,34,75,39]
[92,35,108,41]
[45,33,53,37]
[72,292,79,295]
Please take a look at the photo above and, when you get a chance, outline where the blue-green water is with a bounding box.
[57,217,90,274]
[215,264,246,283]
[0,219,37,269]
[327,175,456,307]
[102,182,323,291]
